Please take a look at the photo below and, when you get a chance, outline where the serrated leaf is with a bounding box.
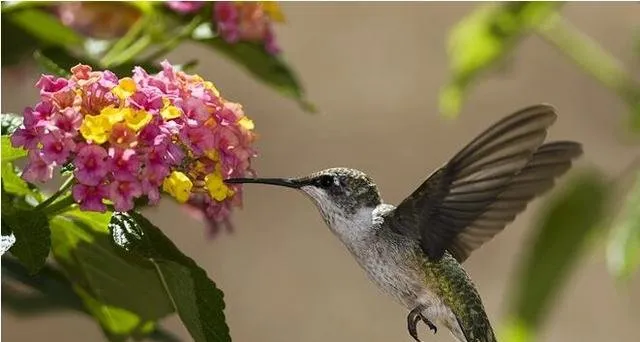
[1,113,23,136]
[49,210,174,340]
[506,170,608,336]
[3,208,50,274]
[33,49,72,77]
[6,8,83,46]
[440,2,562,117]
[1,136,27,163]
[607,171,640,281]
[197,37,315,113]
[1,256,182,342]
[109,212,231,342]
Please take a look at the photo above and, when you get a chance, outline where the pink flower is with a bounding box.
[108,148,140,181]
[182,126,215,155]
[12,61,258,224]
[23,102,54,128]
[214,2,240,43]
[74,144,109,186]
[109,179,142,212]
[141,163,169,204]
[72,183,108,212]
[10,126,43,150]
[50,107,82,135]
[41,132,75,164]
[35,75,68,95]
[138,122,168,147]
[213,2,282,55]
[129,89,163,111]
[22,151,55,183]
[166,142,185,165]
[166,1,206,14]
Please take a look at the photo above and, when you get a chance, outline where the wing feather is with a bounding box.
[385,104,582,261]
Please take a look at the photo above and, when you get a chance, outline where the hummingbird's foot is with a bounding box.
[407,306,437,342]
[424,318,437,334]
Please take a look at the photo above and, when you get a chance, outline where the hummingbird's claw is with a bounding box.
[425,319,437,334]
[407,305,437,342]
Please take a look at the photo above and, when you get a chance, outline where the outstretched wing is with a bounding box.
[385,104,580,261]
[447,141,582,262]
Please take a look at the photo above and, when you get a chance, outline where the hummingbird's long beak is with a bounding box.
[224,177,304,189]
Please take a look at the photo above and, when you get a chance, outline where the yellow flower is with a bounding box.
[79,114,111,144]
[261,1,285,22]
[112,77,137,99]
[161,99,182,120]
[238,116,254,130]
[205,172,234,202]
[203,81,220,97]
[124,109,152,131]
[100,105,126,124]
[163,171,193,203]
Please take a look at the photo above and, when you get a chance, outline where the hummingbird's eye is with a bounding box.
[317,175,338,188]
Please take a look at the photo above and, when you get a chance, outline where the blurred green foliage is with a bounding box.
[504,171,608,342]
[442,2,640,136]
[441,2,562,116]
[607,172,640,281]
[443,2,640,341]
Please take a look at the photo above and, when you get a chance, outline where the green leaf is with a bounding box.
[6,8,83,47]
[1,256,182,342]
[1,113,23,136]
[607,171,640,281]
[35,46,174,78]
[440,2,562,117]
[2,163,33,197]
[3,208,50,274]
[33,49,73,77]
[1,1,54,13]
[197,37,315,113]
[110,212,231,342]
[2,255,87,314]
[1,136,27,163]
[505,170,608,338]
[49,210,174,340]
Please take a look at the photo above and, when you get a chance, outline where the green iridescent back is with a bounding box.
[421,253,497,342]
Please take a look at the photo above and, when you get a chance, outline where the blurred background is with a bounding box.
[2,2,639,342]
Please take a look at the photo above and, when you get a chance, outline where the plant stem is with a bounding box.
[536,13,640,107]
[100,17,146,67]
[144,15,206,62]
[35,176,74,211]
[42,194,76,217]
[103,34,153,68]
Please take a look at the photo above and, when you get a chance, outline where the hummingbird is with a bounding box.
[225,104,583,342]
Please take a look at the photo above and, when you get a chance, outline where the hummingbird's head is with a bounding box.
[225,167,382,230]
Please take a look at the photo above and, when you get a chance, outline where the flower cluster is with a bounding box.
[167,1,284,55]
[11,61,257,225]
